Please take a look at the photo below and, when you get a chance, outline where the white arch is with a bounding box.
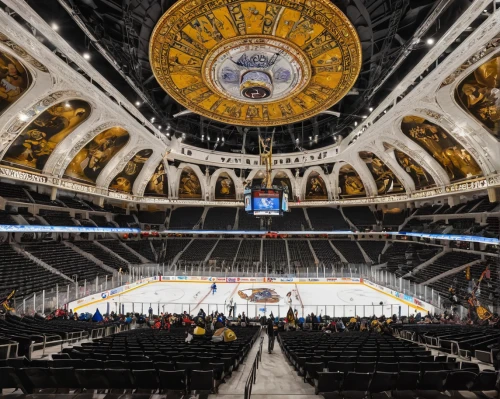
[210,168,243,200]
[133,152,165,197]
[271,169,297,197]
[301,166,332,201]
[173,163,207,200]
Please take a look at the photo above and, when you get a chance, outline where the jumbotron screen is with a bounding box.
[251,189,281,216]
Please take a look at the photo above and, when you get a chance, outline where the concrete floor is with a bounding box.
[208,330,316,399]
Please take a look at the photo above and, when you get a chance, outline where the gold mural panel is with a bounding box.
[0,49,31,116]
[359,151,404,195]
[178,167,202,199]
[394,149,435,190]
[338,164,365,198]
[272,172,293,198]
[215,172,236,200]
[109,149,153,193]
[305,172,327,201]
[64,127,130,184]
[149,0,362,126]
[2,100,91,171]
[401,116,482,182]
[145,161,168,197]
[456,56,500,138]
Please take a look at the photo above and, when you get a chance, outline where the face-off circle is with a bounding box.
[149,0,362,126]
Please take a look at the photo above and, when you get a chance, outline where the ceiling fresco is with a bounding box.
[0,49,31,117]
[145,161,169,197]
[393,149,436,191]
[400,116,483,182]
[2,100,91,172]
[149,0,362,126]
[359,151,405,195]
[214,171,236,200]
[305,171,328,201]
[109,149,153,194]
[456,55,500,139]
[64,127,130,185]
[178,167,202,199]
[338,164,365,199]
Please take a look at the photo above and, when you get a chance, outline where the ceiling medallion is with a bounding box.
[150,0,362,126]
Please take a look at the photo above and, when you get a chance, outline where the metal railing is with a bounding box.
[245,335,264,399]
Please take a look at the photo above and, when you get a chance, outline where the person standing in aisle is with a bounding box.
[267,317,275,353]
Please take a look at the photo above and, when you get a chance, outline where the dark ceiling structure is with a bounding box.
[24,0,480,154]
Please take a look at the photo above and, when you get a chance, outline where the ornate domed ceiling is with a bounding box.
[149,0,362,126]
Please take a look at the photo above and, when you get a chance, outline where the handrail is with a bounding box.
[245,335,264,399]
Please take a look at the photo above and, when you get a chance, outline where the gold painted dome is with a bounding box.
[149,0,362,126]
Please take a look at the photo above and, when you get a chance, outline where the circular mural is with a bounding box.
[149,0,362,126]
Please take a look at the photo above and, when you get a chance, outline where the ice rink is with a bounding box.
[74,281,423,318]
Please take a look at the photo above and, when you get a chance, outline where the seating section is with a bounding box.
[310,240,342,266]
[408,251,481,284]
[281,330,499,395]
[38,209,76,226]
[0,210,17,225]
[169,207,203,230]
[238,208,261,230]
[203,208,236,230]
[332,241,365,264]
[0,243,68,297]
[288,240,315,267]
[124,241,157,262]
[381,242,441,276]
[138,211,166,225]
[114,214,139,228]
[24,242,109,282]
[72,241,129,272]
[382,212,406,228]
[209,239,240,265]
[413,205,442,215]
[99,240,143,264]
[27,190,57,206]
[307,208,350,230]
[177,239,217,263]
[2,325,259,393]
[0,314,112,359]
[395,324,500,361]
[270,208,309,231]
[59,197,93,210]
[235,239,261,264]
[0,181,31,202]
[358,241,385,263]
[343,207,377,230]
[262,240,287,268]
[89,214,111,227]
[430,256,498,306]
[152,239,190,263]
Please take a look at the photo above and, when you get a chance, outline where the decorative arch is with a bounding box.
[143,159,169,197]
[0,47,32,117]
[63,126,130,184]
[271,169,295,199]
[1,99,91,172]
[210,168,242,201]
[302,166,330,201]
[246,169,267,187]
[400,115,483,182]
[455,54,500,139]
[358,151,405,195]
[108,149,153,193]
[389,146,436,190]
[176,164,205,200]
[335,162,366,199]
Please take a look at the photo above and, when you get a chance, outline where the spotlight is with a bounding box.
[135,101,141,106]
[354,121,358,126]
[426,38,435,45]
[83,52,91,60]
[18,113,29,122]
[158,125,162,129]
[64,102,71,108]
[369,107,373,112]
[51,23,59,31]
[362,115,368,119]
[151,117,155,122]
